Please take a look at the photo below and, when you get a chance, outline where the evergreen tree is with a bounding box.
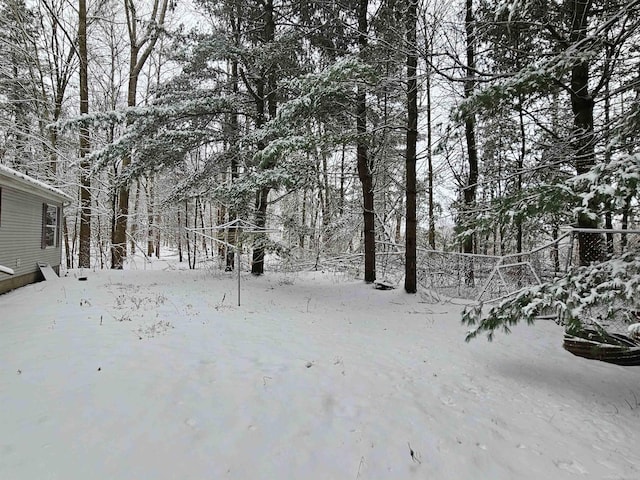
[461,0,640,338]
[0,1,43,170]
[405,0,418,293]
[462,0,640,261]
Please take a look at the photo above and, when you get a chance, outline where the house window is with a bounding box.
[42,204,60,248]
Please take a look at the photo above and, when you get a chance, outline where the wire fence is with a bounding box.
[414,233,574,304]
[189,226,640,333]
[305,229,639,336]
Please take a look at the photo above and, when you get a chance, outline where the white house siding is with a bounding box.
[0,186,64,292]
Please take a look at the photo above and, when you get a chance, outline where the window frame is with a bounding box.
[42,203,60,249]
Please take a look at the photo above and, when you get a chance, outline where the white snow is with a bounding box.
[628,323,640,339]
[2,254,640,479]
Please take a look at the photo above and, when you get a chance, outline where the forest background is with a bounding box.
[2,0,639,300]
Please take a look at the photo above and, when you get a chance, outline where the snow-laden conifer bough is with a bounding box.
[628,323,640,339]
[461,229,640,366]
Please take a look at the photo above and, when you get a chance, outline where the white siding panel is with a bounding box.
[0,186,63,277]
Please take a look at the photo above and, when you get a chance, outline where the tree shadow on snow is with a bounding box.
[487,355,640,408]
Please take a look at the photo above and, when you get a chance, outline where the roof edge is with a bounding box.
[0,164,73,203]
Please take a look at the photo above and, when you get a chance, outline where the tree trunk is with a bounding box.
[621,195,632,249]
[357,0,375,283]
[404,0,418,294]
[177,210,183,263]
[339,144,345,215]
[321,146,330,228]
[463,0,478,284]
[426,47,435,250]
[198,198,208,258]
[154,210,161,258]
[193,197,199,268]
[252,186,269,274]
[603,74,614,258]
[251,0,276,275]
[185,199,192,269]
[226,11,241,271]
[569,0,602,265]
[147,175,155,257]
[63,218,72,269]
[516,94,526,254]
[300,189,307,249]
[78,0,91,268]
[130,180,140,253]
[111,98,136,266]
[463,0,478,255]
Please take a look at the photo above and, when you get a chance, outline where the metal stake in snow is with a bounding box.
[185,218,279,306]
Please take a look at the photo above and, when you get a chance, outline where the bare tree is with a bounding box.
[111,0,169,269]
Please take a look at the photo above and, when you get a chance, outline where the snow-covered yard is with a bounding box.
[2,257,640,479]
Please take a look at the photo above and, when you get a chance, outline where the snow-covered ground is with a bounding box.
[2,255,640,479]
